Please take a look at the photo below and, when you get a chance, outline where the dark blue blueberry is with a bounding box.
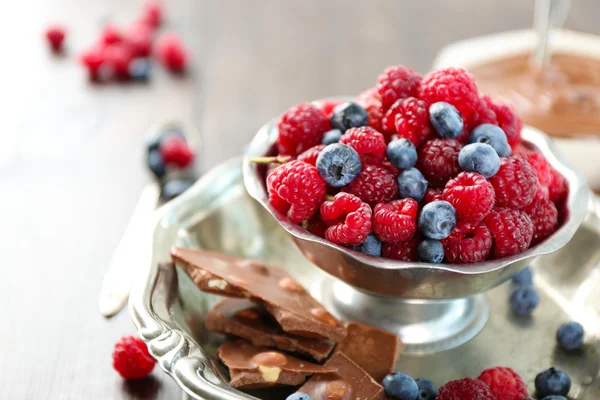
[417,239,444,264]
[147,150,166,178]
[418,200,456,240]
[316,144,362,187]
[322,129,343,145]
[415,378,437,400]
[512,266,533,286]
[535,368,571,398]
[128,58,152,81]
[556,321,584,351]
[330,102,369,132]
[397,168,428,202]
[541,396,567,400]
[429,102,463,139]
[509,286,540,317]
[382,372,419,400]
[162,179,194,200]
[387,138,417,169]
[469,124,511,157]
[458,143,500,178]
[353,233,382,257]
[286,393,312,400]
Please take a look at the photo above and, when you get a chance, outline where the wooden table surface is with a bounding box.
[4,0,600,398]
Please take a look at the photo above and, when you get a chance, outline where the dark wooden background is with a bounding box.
[3,0,600,398]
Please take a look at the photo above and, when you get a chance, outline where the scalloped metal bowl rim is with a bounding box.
[243,101,590,276]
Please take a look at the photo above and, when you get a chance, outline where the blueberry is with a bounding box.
[387,138,417,169]
[382,372,419,400]
[417,239,444,264]
[397,168,428,202]
[512,266,533,286]
[458,143,500,178]
[541,396,567,400]
[415,378,437,400]
[353,233,382,257]
[556,321,584,351]
[147,150,166,178]
[162,179,194,200]
[469,124,511,157]
[316,144,362,187]
[418,201,456,240]
[129,58,152,81]
[509,286,540,317]
[330,102,369,132]
[286,393,312,400]
[322,129,343,145]
[535,367,571,398]
[429,102,463,139]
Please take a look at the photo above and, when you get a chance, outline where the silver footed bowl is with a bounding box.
[243,100,590,300]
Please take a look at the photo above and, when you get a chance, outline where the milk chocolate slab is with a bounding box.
[206,298,335,362]
[217,339,337,389]
[337,322,403,383]
[296,352,386,400]
[171,247,347,342]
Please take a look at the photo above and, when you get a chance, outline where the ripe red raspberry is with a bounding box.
[112,336,156,379]
[382,236,419,261]
[419,138,462,188]
[525,197,558,245]
[356,88,385,133]
[438,378,496,400]
[418,67,479,120]
[442,222,492,263]
[344,164,398,206]
[318,99,343,118]
[480,96,522,147]
[156,33,188,73]
[141,1,163,29]
[339,127,386,164]
[297,144,326,166]
[100,25,124,46]
[277,103,330,156]
[45,25,66,52]
[485,208,534,258]
[103,44,134,80]
[159,135,194,167]
[525,152,552,187]
[267,160,326,223]
[385,98,433,147]
[126,22,153,57]
[488,156,538,209]
[373,199,418,243]
[467,96,498,129]
[548,167,568,204]
[424,188,444,205]
[79,47,105,81]
[533,183,550,202]
[376,65,422,109]
[477,367,528,400]
[443,172,495,221]
[320,193,372,246]
[306,214,327,238]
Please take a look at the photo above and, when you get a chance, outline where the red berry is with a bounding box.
[356,88,385,133]
[548,167,568,204]
[156,33,188,73]
[478,367,528,400]
[339,127,386,165]
[297,144,326,166]
[525,152,552,187]
[419,67,479,120]
[112,336,156,380]
[525,197,558,245]
[277,103,330,156]
[306,214,327,238]
[442,222,492,263]
[482,96,522,147]
[318,99,343,118]
[385,98,433,147]
[373,199,418,243]
[467,96,498,129]
[267,160,326,223]
[45,25,66,52]
[103,44,134,80]
[141,1,163,29]
[159,135,194,167]
[418,138,462,188]
[79,47,105,81]
[424,188,444,205]
[344,164,398,206]
[126,23,153,58]
[488,156,538,209]
[443,172,495,221]
[320,193,372,246]
[438,377,496,400]
[376,65,422,109]
[100,25,124,46]
[382,236,419,261]
[485,208,534,258]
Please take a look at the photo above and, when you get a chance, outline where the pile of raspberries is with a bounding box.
[260,66,568,264]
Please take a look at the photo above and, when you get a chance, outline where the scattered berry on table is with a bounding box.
[415,378,437,400]
[45,25,66,52]
[356,88,385,133]
[159,135,194,168]
[387,98,433,147]
[535,368,571,398]
[318,99,343,118]
[100,24,124,46]
[382,236,419,261]
[339,126,386,165]
[126,23,153,58]
[297,144,326,166]
[443,172,495,221]
[458,143,501,178]
[162,179,194,200]
[382,372,419,400]
[344,164,398,206]
[321,129,343,145]
[488,156,538,209]
[417,239,444,263]
[397,168,428,202]
[481,96,522,147]
[286,393,312,400]
[512,266,533,286]
[485,208,533,258]
[469,124,511,157]
[316,144,362,187]
[376,65,422,109]
[429,102,463,139]
[147,150,166,178]
[140,1,164,29]
[525,197,559,245]
[437,378,496,400]
[79,47,105,81]
[424,188,444,205]
[441,222,492,263]
[510,286,540,316]
[418,138,462,188]
[320,192,372,246]
[387,138,417,169]
[352,233,382,257]
[373,199,418,243]
[419,67,479,120]
[330,102,369,132]
[112,335,156,379]
[556,321,584,351]
[419,200,456,240]
[103,43,134,80]
[156,32,189,73]
[477,366,528,400]
[277,103,330,156]
[128,58,152,81]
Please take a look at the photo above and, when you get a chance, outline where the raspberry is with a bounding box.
[382,236,419,261]
[159,135,194,167]
[126,23,153,57]
[488,156,538,209]
[306,214,327,238]
[376,65,422,109]
[103,44,134,80]
[443,172,495,221]
[156,33,188,73]
[320,193,372,246]
[277,103,330,156]
[485,208,534,258]
[100,25,124,46]
[373,199,418,243]
[442,222,492,263]
[482,97,522,147]
[267,160,326,223]
[387,98,433,147]
[45,25,66,52]
[478,367,528,400]
[344,164,398,206]
[356,88,384,133]
[141,1,163,29]
[424,188,444,205]
[297,144,326,166]
[79,47,105,81]
[548,167,568,204]
[418,139,462,188]
[467,96,498,129]
[339,127,386,164]
[112,336,156,379]
[525,152,552,187]
[525,197,558,245]
[438,378,496,400]
[419,67,479,120]
[318,99,343,118]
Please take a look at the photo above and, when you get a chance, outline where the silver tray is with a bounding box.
[130,157,600,400]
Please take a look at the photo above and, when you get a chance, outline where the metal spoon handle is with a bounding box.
[532,0,572,69]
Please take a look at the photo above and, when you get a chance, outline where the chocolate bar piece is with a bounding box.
[171,247,347,342]
[217,339,337,389]
[296,352,386,400]
[206,298,335,362]
[337,322,403,383]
